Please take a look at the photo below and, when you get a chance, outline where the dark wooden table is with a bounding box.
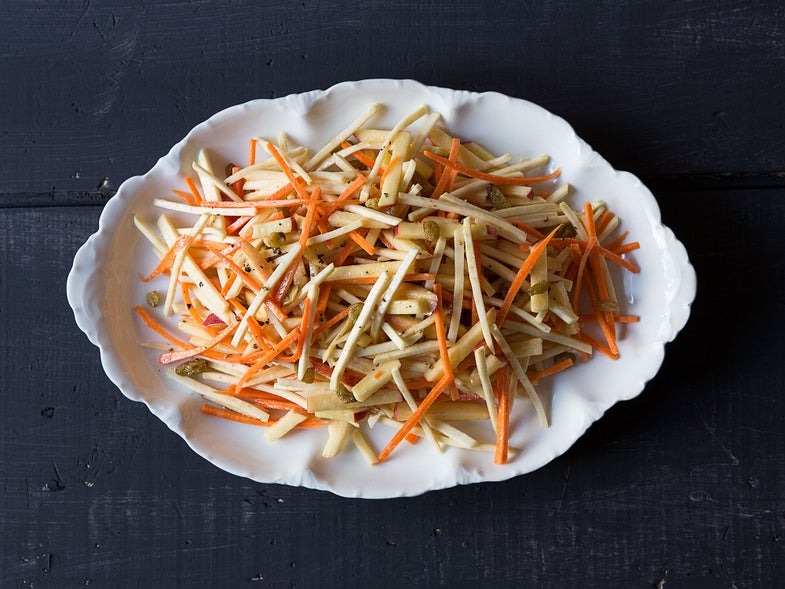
[2,2,784,587]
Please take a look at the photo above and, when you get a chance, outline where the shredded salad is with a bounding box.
[133,103,640,465]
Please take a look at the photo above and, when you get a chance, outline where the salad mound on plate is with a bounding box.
[133,103,640,465]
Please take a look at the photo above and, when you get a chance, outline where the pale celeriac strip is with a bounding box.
[370,247,419,338]
[330,272,391,391]
[448,226,465,342]
[163,213,213,316]
[265,410,307,441]
[490,323,548,427]
[167,370,270,422]
[231,243,303,347]
[474,346,499,434]
[192,161,242,202]
[361,105,429,199]
[303,103,382,171]
[462,218,494,349]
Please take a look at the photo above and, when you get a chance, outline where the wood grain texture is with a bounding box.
[1,0,784,194]
[1,190,784,588]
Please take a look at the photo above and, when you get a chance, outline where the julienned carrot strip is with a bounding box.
[348,230,375,255]
[181,282,204,325]
[267,142,309,201]
[159,320,240,365]
[494,365,511,464]
[423,150,562,186]
[431,138,460,198]
[528,358,574,383]
[317,176,367,219]
[135,305,189,348]
[510,221,545,240]
[185,177,202,203]
[277,298,311,363]
[226,215,253,235]
[249,139,257,166]
[595,210,613,236]
[605,230,629,251]
[588,251,617,354]
[236,328,301,390]
[246,315,271,353]
[212,249,262,293]
[572,236,597,314]
[333,231,361,266]
[441,289,473,310]
[220,273,237,297]
[578,331,618,360]
[139,234,189,282]
[274,187,321,303]
[405,433,420,445]
[377,373,453,462]
[612,241,641,256]
[312,303,350,337]
[598,245,639,274]
[579,314,640,323]
[201,404,327,428]
[583,201,597,238]
[583,270,618,357]
[315,283,332,315]
[433,284,457,399]
[341,141,375,168]
[172,189,198,206]
[496,225,560,327]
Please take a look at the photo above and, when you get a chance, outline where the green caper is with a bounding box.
[423,219,440,245]
[175,358,209,377]
[527,281,549,296]
[302,366,315,384]
[263,232,287,249]
[365,197,380,210]
[335,383,357,403]
[487,185,510,209]
[145,290,161,307]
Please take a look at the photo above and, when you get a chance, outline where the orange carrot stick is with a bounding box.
[431,138,460,198]
[496,225,560,326]
[159,320,240,365]
[494,365,511,464]
[377,373,453,462]
[172,189,198,206]
[249,138,257,166]
[528,357,574,384]
[236,328,301,389]
[266,142,309,200]
[201,404,327,428]
[139,234,189,282]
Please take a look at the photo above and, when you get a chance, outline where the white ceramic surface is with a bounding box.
[67,79,696,498]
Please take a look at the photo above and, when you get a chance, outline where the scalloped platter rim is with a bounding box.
[67,79,696,498]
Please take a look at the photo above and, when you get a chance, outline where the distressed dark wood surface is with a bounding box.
[2,1,784,588]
